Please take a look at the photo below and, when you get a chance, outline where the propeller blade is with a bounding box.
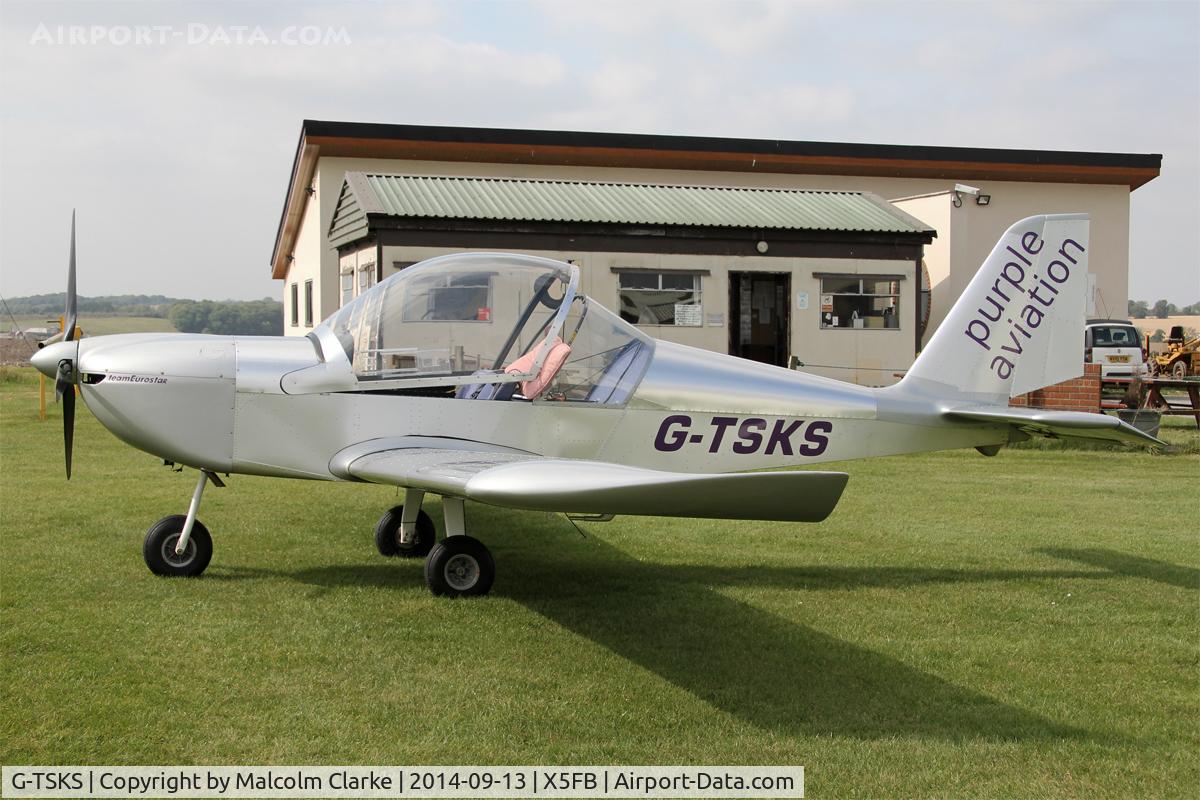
[61,377,75,479]
[65,210,77,342]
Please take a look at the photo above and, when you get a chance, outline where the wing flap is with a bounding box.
[945,406,1164,446]
[465,460,849,522]
[340,443,848,522]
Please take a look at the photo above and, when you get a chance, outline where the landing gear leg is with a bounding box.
[143,470,222,577]
[176,470,211,556]
[424,497,495,597]
[375,489,436,558]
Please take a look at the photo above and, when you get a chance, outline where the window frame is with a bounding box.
[615,269,704,327]
[399,271,495,324]
[290,283,299,327]
[357,260,377,296]
[817,274,903,331]
[303,280,314,327]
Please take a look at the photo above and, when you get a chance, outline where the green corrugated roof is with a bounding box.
[328,173,934,248]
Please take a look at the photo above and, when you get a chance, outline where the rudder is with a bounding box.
[902,214,1090,401]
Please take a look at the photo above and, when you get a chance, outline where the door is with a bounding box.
[729,272,790,367]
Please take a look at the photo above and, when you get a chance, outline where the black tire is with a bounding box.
[424,536,494,597]
[143,515,213,577]
[1173,360,1189,378]
[375,505,436,558]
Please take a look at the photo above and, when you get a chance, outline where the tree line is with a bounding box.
[1128,299,1200,319]
[5,293,181,317]
[4,292,283,336]
[167,300,283,336]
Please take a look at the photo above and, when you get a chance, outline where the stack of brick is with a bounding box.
[1010,363,1101,413]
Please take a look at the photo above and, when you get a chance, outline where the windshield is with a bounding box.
[325,253,573,379]
[315,252,652,404]
[1090,325,1141,347]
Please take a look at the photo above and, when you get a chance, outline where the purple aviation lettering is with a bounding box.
[962,231,1085,380]
[654,415,832,457]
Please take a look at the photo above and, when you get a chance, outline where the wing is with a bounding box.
[944,406,1164,446]
[332,438,848,522]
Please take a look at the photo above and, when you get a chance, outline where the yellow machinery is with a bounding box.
[1150,325,1199,378]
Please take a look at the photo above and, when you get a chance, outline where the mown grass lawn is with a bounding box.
[1,367,1196,798]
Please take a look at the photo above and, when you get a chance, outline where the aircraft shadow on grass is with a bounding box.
[207,527,1141,742]
[1036,548,1199,591]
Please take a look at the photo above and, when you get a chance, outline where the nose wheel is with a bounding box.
[142,470,221,577]
[144,515,213,577]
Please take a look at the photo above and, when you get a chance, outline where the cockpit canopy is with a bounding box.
[315,253,652,404]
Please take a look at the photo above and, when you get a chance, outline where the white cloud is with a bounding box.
[677,0,807,56]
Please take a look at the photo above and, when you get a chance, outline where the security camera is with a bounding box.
[954,183,981,196]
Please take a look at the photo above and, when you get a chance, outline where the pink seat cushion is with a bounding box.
[505,337,571,399]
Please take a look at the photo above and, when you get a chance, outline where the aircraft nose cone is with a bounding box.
[31,340,75,378]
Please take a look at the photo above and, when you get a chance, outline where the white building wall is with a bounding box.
[284,170,325,334]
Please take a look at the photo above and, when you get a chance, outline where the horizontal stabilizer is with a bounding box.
[338,442,849,522]
[945,406,1164,446]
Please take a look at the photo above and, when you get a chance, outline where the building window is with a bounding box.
[304,280,314,327]
[340,270,355,307]
[290,283,299,327]
[401,271,493,322]
[617,271,702,326]
[358,261,376,295]
[819,275,901,330]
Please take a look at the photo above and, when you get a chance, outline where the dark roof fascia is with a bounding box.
[362,213,937,246]
[303,119,1162,172]
[370,226,928,261]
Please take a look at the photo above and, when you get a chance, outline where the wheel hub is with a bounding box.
[162,534,196,568]
[444,553,480,591]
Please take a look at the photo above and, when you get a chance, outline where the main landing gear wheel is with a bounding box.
[375,505,437,558]
[143,515,213,577]
[424,536,495,597]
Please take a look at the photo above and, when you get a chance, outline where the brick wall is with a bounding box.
[1010,363,1101,412]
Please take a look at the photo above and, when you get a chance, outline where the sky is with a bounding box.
[0,0,1197,305]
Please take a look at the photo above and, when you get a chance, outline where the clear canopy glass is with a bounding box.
[316,253,652,404]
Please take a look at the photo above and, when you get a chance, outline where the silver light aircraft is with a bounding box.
[33,213,1159,596]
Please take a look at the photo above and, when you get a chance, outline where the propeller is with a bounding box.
[58,211,79,478]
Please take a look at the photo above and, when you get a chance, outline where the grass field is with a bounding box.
[1,366,1197,798]
[5,315,177,337]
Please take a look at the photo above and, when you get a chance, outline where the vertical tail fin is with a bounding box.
[901,214,1090,401]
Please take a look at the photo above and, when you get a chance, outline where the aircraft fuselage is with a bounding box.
[47,332,1006,481]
